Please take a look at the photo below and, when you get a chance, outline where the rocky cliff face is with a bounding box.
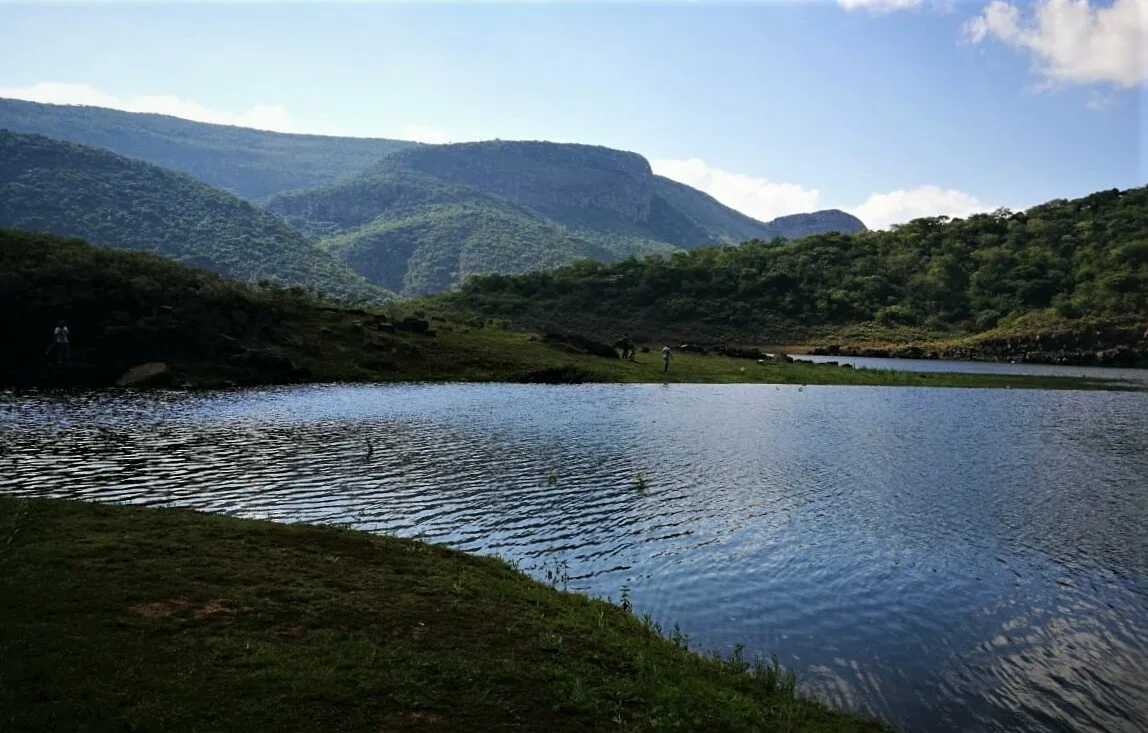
[372,141,655,225]
[760,210,867,240]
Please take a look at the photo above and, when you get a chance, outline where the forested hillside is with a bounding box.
[0,98,415,199]
[369,140,866,249]
[324,203,613,296]
[436,186,1148,344]
[265,140,865,295]
[0,131,389,302]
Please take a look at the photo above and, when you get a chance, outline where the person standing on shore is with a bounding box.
[49,320,70,363]
[661,344,672,373]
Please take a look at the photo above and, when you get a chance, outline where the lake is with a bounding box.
[795,354,1148,386]
[2,379,1146,733]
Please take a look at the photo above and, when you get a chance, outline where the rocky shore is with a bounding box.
[810,327,1148,369]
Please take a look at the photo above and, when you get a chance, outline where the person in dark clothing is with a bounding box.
[49,321,70,363]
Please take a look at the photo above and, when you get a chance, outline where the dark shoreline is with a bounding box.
[807,334,1148,369]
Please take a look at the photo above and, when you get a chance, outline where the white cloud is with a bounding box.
[963,0,1148,88]
[0,82,488,142]
[1086,90,1115,108]
[837,0,922,13]
[848,185,994,230]
[0,81,299,132]
[651,158,995,230]
[651,158,822,222]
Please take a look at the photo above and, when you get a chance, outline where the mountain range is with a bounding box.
[0,130,387,302]
[0,98,868,298]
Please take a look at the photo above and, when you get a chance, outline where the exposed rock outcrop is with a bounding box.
[116,362,171,387]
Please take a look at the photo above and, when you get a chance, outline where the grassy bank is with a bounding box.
[1,229,1134,391]
[365,324,1132,390]
[0,497,890,732]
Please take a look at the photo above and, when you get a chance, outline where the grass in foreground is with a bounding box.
[0,498,889,732]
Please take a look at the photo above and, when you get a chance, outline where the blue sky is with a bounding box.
[0,0,1144,228]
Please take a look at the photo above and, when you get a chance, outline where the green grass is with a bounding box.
[2,230,1135,392]
[0,497,890,733]
[291,316,1135,391]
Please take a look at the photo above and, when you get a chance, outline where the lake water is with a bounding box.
[794,354,1148,386]
[2,381,1146,733]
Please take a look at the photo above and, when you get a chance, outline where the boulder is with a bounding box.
[1096,346,1141,367]
[225,350,311,381]
[890,346,925,359]
[540,332,619,359]
[810,345,841,356]
[116,362,171,387]
[396,317,430,334]
[713,345,766,360]
[517,365,590,384]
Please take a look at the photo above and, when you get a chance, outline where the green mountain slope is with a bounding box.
[435,186,1148,344]
[265,171,627,294]
[370,140,866,248]
[652,175,865,243]
[0,101,867,297]
[0,131,389,302]
[324,202,614,296]
[265,140,864,295]
[0,98,416,199]
[264,171,525,238]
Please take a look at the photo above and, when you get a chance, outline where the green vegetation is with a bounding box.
[324,203,614,296]
[0,131,388,303]
[0,97,416,199]
[264,171,626,295]
[437,186,1148,354]
[0,103,869,297]
[263,171,518,238]
[369,140,864,251]
[1,229,1131,391]
[0,497,890,732]
[263,140,864,295]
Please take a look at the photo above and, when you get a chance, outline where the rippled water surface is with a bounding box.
[2,383,1146,733]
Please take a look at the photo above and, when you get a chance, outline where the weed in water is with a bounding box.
[538,558,571,591]
[669,623,691,650]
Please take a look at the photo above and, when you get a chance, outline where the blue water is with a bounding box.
[2,381,1146,732]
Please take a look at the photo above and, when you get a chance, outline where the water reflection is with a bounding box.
[1,383,1146,733]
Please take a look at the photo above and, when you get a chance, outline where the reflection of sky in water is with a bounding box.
[2,383,1146,733]
[796,355,1148,385]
